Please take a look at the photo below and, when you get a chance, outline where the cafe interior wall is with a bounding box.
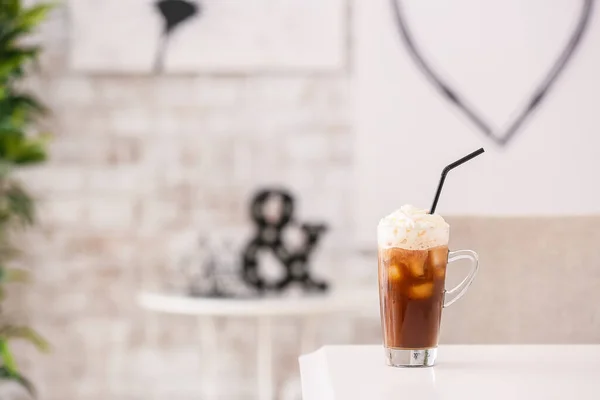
[8,1,600,400]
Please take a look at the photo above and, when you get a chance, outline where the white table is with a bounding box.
[138,289,377,400]
[299,345,600,399]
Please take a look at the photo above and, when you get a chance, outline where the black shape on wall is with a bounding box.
[241,189,329,294]
[390,0,594,146]
[154,0,201,72]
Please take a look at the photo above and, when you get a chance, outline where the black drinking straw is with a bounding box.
[429,148,485,214]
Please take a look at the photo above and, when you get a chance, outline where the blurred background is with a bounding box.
[2,0,600,399]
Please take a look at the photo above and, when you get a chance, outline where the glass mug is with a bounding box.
[378,239,479,367]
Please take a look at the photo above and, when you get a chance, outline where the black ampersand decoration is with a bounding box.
[241,189,329,293]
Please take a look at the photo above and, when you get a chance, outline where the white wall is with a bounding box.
[354,0,600,244]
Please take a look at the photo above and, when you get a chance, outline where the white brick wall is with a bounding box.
[109,107,154,137]
[13,2,361,400]
[86,167,155,196]
[47,76,97,105]
[86,198,137,231]
[16,167,86,195]
[38,198,86,227]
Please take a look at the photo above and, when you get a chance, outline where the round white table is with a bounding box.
[138,289,376,400]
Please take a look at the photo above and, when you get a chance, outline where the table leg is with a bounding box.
[301,316,318,353]
[278,317,318,400]
[257,316,273,400]
[200,317,219,400]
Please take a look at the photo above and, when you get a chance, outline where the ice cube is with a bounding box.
[429,247,448,266]
[388,264,403,281]
[429,247,448,279]
[433,264,446,279]
[409,282,434,299]
[408,258,426,277]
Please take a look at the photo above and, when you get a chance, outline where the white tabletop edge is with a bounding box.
[299,348,336,400]
[137,289,378,317]
[299,344,600,400]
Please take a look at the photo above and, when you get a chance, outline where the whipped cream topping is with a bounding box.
[378,205,449,250]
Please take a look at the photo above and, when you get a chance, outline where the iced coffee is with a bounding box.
[379,245,448,349]
[378,205,476,367]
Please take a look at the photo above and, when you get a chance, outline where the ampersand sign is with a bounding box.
[241,188,329,293]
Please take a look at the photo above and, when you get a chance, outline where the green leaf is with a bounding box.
[0,3,54,47]
[0,131,48,166]
[0,327,50,353]
[6,184,36,224]
[0,22,28,48]
[0,94,48,148]
[0,179,36,225]
[0,1,22,20]
[0,48,39,79]
[0,267,29,283]
[0,92,47,117]
[0,28,27,49]
[0,366,35,397]
[0,339,18,375]
[17,4,54,31]
[16,143,47,165]
[0,122,19,135]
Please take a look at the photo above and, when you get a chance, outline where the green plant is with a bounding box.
[0,0,53,394]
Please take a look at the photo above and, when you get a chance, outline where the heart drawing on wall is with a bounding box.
[390,0,595,146]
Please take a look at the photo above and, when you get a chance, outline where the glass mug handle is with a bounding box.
[443,250,479,308]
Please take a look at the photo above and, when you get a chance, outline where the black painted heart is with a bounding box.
[390,0,594,146]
